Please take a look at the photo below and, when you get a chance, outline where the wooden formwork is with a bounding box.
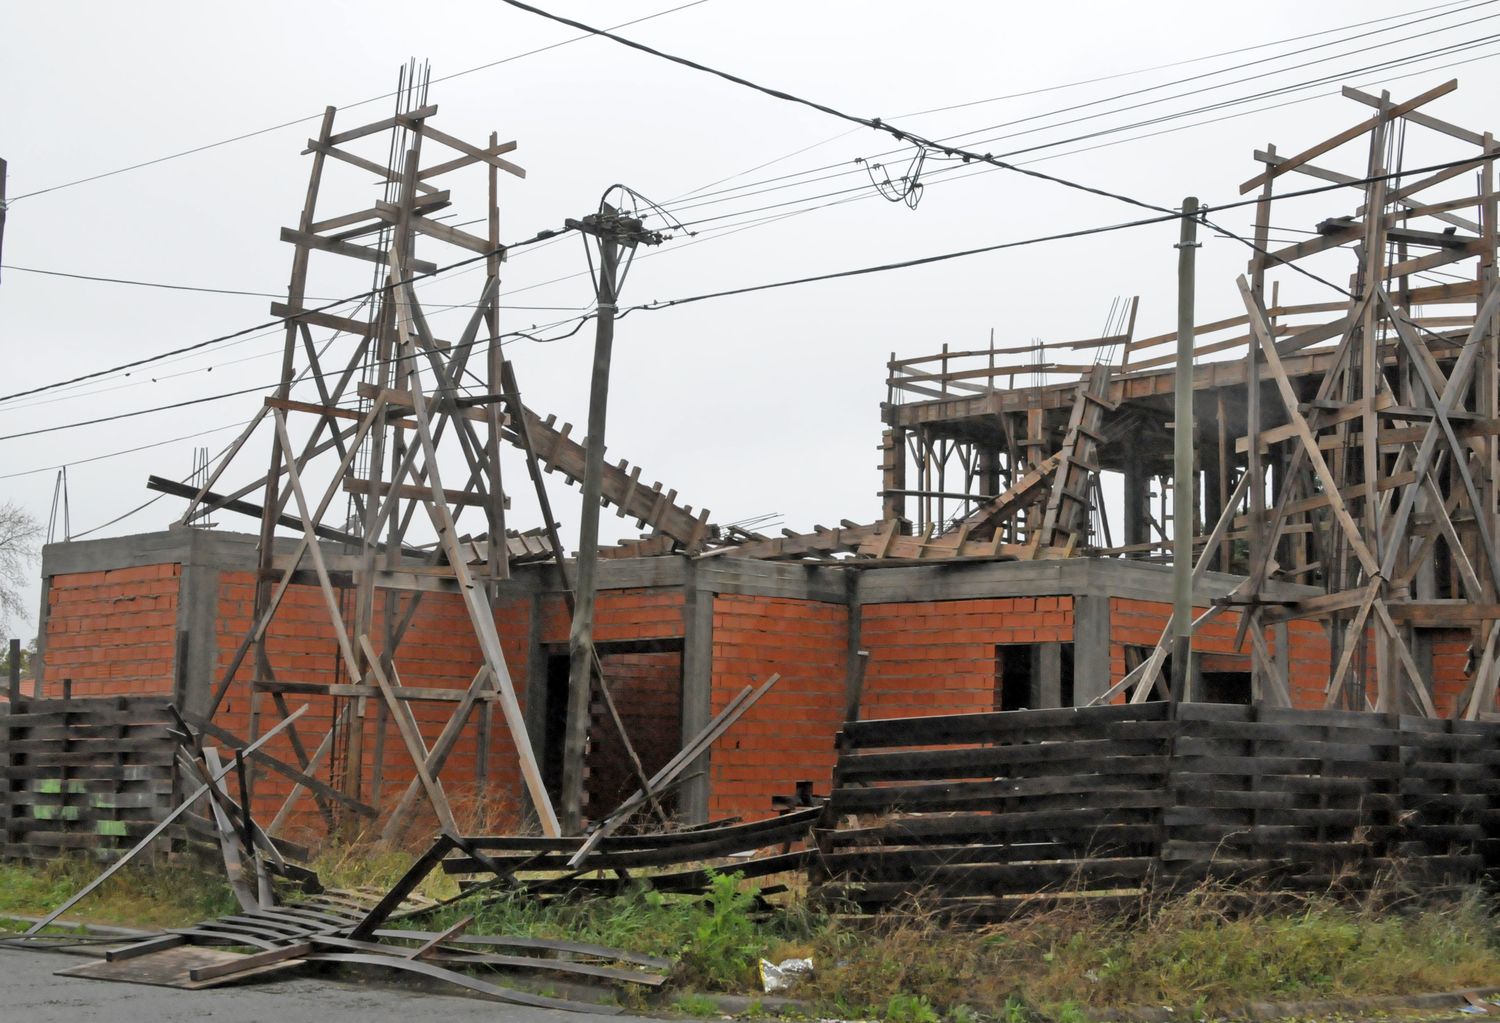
[813,703,1500,918]
[713,81,1500,720]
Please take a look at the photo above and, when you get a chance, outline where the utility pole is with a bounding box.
[561,203,662,833]
[1171,197,1200,704]
[1,157,8,284]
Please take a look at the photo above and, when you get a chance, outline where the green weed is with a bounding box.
[885,993,941,1023]
[672,993,722,1016]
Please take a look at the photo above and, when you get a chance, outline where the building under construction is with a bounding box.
[15,77,1500,854]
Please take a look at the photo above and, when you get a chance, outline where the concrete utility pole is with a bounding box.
[0,157,8,284]
[560,203,662,833]
[1171,197,1200,704]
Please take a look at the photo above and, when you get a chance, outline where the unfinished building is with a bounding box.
[16,78,1500,854]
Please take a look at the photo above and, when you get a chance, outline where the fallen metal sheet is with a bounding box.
[304,952,624,1013]
[369,929,673,970]
[311,933,665,988]
[55,945,306,989]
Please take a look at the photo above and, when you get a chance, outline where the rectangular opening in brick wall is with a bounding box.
[1200,670,1252,704]
[586,643,683,820]
[543,654,570,804]
[996,642,1074,710]
[996,643,1036,711]
[1125,644,1172,698]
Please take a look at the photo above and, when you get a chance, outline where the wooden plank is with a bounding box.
[358,635,457,834]
[23,706,308,935]
[1238,80,1457,194]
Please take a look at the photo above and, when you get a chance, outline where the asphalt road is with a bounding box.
[0,948,668,1023]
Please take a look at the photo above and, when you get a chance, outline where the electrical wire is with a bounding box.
[637,1,1496,222]
[656,24,1500,226]
[0,263,601,310]
[495,0,1181,218]
[0,225,571,406]
[0,420,247,481]
[669,1,1475,204]
[6,151,1495,447]
[5,0,715,203]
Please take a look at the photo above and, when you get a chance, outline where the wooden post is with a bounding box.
[7,638,19,706]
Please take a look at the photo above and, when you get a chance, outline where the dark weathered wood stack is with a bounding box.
[814,703,1500,918]
[813,703,1174,918]
[437,807,822,899]
[0,696,181,864]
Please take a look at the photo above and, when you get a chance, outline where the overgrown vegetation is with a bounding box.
[7,852,1500,1021]
[789,882,1500,1019]
[0,856,236,929]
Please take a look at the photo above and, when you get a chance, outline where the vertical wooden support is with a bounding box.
[7,638,19,706]
[1123,452,1149,553]
[881,428,907,523]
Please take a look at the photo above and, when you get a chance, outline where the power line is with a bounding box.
[935,2,1497,152]
[670,2,1473,203]
[644,1,1493,222]
[0,226,570,406]
[0,262,601,310]
[0,384,272,443]
[623,152,1500,315]
[0,420,246,481]
[971,33,1500,164]
[495,0,1179,219]
[8,149,1497,447]
[656,14,1499,225]
[6,0,714,203]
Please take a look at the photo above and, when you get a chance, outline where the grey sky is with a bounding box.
[3,0,1497,638]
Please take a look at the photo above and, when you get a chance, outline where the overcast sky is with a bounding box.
[3,0,1498,638]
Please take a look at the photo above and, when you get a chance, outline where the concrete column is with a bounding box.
[1073,594,1112,705]
[1038,642,1063,708]
[1123,455,1150,553]
[524,591,549,768]
[175,562,221,721]
[679,565,714,824]
[844,570,865,720]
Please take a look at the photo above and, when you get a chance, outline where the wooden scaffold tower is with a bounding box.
[156,65,725,842]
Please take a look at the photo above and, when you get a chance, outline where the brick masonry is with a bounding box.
[34,535,1488,841]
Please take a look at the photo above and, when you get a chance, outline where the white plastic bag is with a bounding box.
[759,956,814,993]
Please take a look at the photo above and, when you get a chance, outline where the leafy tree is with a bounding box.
[0,501,42,641]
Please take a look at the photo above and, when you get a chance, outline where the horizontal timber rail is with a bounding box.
[814,702,1500,919]
[0,696,206,865]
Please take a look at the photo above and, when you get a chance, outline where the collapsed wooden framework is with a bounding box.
[719,81,1500,719]
[150,73,728,840]
[141,74,1500,846]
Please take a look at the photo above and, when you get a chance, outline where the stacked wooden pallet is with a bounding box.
[1163,704,1489,885]
[0,696,180,863]
[813,703,1174,919]
[439,807,822,898]
[814,702,1500,919]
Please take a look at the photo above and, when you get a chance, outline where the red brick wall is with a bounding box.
[1111,598,1339,708]
[211,571,535,842]
[43,564,180,698]
[708,594,846,822]
[537,588,687,646]
[860,597,1075,718]
[1428,628,1472,717]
